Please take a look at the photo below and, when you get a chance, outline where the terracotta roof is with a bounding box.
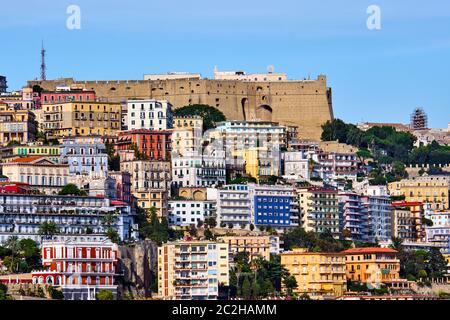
[342,247,398,254]
[8,156,46,163]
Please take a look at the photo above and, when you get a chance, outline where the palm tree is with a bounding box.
[4,236,20,273]
[38,221,60,240]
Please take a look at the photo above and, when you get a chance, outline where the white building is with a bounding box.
[282,151,310,180]
[216,185,252,229]
[213,67,287,82]
[363,195,392,243]
[168,200,216,227]
[126,100,173,131]
[171,151,226,189]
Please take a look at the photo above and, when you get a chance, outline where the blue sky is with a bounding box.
[1,0,449,128]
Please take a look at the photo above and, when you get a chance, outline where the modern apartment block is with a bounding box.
[216,184,252,229]
[31,239,118,300]
[158,241,229,300]
[0,193,137,243]
[339,192,369,242]
[116,129,172,161]
[280,248,347,299]
[172,116,203,156]
[297,187,341,239]
[362,195,392,243]
[168,199,216,227]
[126,99,173,131]
[217,235,281,263]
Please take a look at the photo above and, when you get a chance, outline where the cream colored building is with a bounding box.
[1,156,69,194]
[120,160,171,217]
[37,102,121,138]
[217,235,280,263]
[172,116,203,156]
[158,241,229,300]
[388,175,450,210]
[0,104,37,145]
[280,248,347,299]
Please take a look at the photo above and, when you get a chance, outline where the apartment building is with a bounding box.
[158,241,229,300]
[297,187,341,239]
[31,238,118,300]
[391,201,424,242]
[217,235,281,263]
[282,151,310,180]
[339,192,369,242]
[172,116,203,156]
[126,100,173,131]
[0,105,37,145]
[362,195,392,243]
[13,144,61,163]
[280,248,347,299]
[216,184,252,229]
[116,129,172,161]
[168,199,216,227]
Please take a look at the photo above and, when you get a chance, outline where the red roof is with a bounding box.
[342,247,398,254]
[9,156,45,163]
[111,200,127,206]
[392,201,422,207]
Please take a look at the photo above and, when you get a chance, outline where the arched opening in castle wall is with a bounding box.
[241,98,249,120]
[256,104,273,122]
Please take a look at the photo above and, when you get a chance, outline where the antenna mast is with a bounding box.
[40,41,46,81]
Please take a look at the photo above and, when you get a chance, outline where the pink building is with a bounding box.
[109,171,132,203]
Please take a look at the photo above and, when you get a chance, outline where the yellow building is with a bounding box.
[158,241,229,300]
[172,116,203,156]
[13,144,61,163]
[280,248,347,299]
[232,147,278,181]
[343,247,401,287]
[37,102,121,138]
[388,176,450,211]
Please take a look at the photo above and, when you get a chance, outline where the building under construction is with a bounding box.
[410,108,428,130]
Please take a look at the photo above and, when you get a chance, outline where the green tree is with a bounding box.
[0,283,11,300]
[173,104,226,132]
[106,228,120,244]
[426,248,447,278]
[283,275,298,296]
[4,236,20,273]
[204,228,214,240]
[58,183,87,196]
[241,277,252,299]
[38,221,60,240]
[96,289,114,300]
[48,285,64,300]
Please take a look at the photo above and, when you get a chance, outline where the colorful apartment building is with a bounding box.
[40,89,96,104]
[36,102,121,138]
[13,144,61,163]
[391,201,424,242]
[116,129,172,161]
[362,195,392,243]
[280,248,347,299]
[343,247,401,288]
[172,116,203,156]
[217,235,281,263]
[31,238,118,300]
[157,241,229,300]
[297,187,341,239]
[388,176,450,211]
[339,192,369,242]
[0,105,37,145]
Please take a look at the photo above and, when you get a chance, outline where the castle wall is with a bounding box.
[28,76,333,140]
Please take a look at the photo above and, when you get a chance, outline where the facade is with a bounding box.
[40,90,95,104]
[424,210,450,246]
[126,100,173,131]
[313,150,358,182]
[217,235,280,263]
[13,144,61,163]
[0,106,37,145]
[213,68,287,82]
[116,129,172,161]
[297,187,341,239]
[60,136,108,178]
[157,241,229,300]
[216,184,252,229]
[391,201,424,242]
[0,156,69,194]
[32,239,118,300]
[250,184,299,231]
[172,116,203,156]
[171,151,226,189]
[280,248,347,299]
[109,171,132,203]
[0,193,136,243]
[339,192,369,242]
[362,195,392,243]
[343,247,401,288]
[120,159,171,216]
[168,200,216,227]
[282,151,310,180]
[37,102,121,138]
[388,176,450,211]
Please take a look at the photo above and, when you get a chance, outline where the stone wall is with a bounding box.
[28,75,334,141]
[117,240,158,299]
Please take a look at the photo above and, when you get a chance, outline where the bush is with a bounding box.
[96,289,114,300]
[48,285,64,300]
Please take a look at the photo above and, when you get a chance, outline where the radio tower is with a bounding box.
[40,41,46,81]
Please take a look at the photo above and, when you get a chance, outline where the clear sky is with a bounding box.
[1,0,449,128]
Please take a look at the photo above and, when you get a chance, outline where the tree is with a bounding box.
[204,217,217,229]
[106,228,120,244]
[0,283,11,300]
[6,140,20,147]
[426,248,447,278]
[283,275,298,296]
[58,183,87,196]
[173,104,226,132]
[4,236,20,273]
[227,223,233,230]
[189,225,198,237]
[96,289,114,300]
[204,228,214,240]
[48,285,64,300]
[249,224,255,231]
[241,277,252,299]
[251,280,260,298]
[38,221,60,240]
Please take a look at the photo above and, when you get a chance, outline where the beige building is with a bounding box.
[280,248,347,299]
[36,102,121,138]
[1,156,69,194]
[120,160,171,217]
[217,235,278,263]
[0,103,37,145]
[158,241,229,300]
[388,175,450,210]
[172,116,203,156]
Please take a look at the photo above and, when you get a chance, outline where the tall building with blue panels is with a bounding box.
[249,184,299,230]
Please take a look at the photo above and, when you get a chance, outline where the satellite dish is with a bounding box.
[267,65,275,74]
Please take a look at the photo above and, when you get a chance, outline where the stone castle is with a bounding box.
[28,72,334,140]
